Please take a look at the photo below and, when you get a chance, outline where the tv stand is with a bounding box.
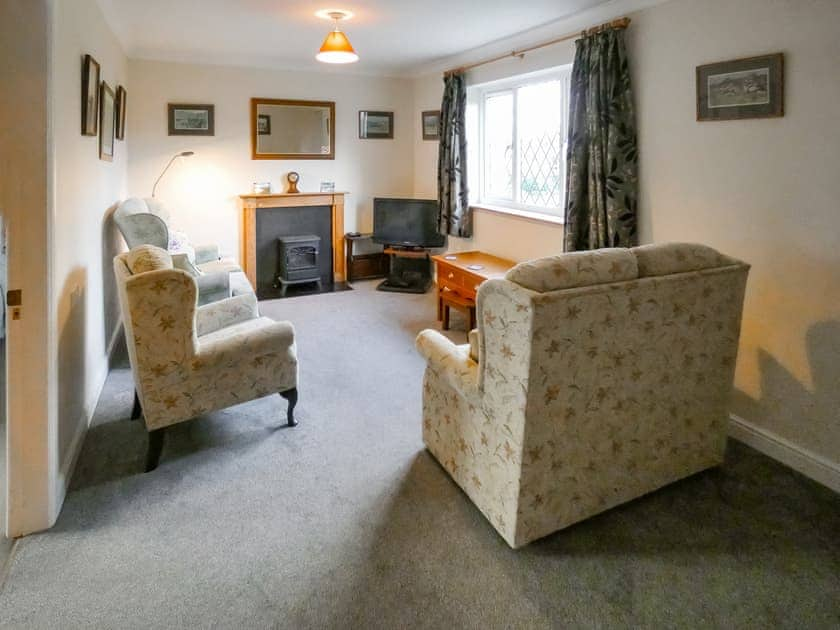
[377,246,433,294]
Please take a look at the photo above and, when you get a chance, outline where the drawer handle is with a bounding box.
[448,272,454,279]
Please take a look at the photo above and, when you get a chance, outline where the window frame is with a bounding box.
[469,65,572,220]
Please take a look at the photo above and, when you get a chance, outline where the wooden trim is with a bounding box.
[239,192,347,287]
[250,98,335,160]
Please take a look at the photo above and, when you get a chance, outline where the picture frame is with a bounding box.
[696,53,784,121]
[81,54,100,136]
[115,85,127,140]
[257,114,271,135]
[168,103,215,136]
[320,181,335,193]
[359,111,393,139]
[99,81,115,162]
[422,110,440,140]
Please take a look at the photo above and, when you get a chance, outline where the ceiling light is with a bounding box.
[315,10,359,64]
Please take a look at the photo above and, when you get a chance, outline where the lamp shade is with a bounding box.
[316,29,359,64]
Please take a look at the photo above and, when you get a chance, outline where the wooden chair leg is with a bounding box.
[131,390,142,420]
[437,291,443,320]
[280,387,298,427]
[442,304,450,330]
[469,306,476,331]
[145,428,165,472]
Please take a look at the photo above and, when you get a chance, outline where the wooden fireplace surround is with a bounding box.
[239,192,347,288]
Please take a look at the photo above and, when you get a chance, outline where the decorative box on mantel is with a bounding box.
[239,192,347,291]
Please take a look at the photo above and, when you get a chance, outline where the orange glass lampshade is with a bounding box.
[316,28,359,64]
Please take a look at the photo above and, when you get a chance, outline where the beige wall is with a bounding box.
[51,0,128,513]
[127,61,416,260]
[627,0,840,469]
[413,0,840,477]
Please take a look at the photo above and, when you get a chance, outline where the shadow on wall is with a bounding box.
[57,267,87,468]
[101,202,125,360]
[732,320,840,457]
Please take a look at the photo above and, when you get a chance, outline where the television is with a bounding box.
[372,198,445,248]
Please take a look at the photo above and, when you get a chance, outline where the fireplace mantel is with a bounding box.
[239,192,347,288]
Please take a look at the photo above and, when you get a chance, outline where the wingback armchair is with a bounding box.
[416,243,750,548]
[114,197,243,304]
[115,245,299,471]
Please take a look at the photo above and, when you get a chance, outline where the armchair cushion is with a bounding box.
[505,248,637,292]
[194,243,221,265]
[126,245,173,274]
[196,293,259,337]
[632,242,739,277]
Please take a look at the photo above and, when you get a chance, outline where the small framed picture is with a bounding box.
[99,81,115,162]
[696,53,783,121]
[320,181,335,193]
[81,54,100,136]
[115,85,127,140]
[359,111,393,139]
[252,181,271,194]
[422,110,440,140]
[168,103,215,136]
[257,114,271,135]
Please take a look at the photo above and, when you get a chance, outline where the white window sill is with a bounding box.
[470,203,565,226]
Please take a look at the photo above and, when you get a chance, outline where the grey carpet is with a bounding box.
[0,281,838,629]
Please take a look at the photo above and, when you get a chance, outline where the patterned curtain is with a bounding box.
[438,73,472,238]
[564,28,638,251]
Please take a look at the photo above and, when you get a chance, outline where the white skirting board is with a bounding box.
[729,413,840,493]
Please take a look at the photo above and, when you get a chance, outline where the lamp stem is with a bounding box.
[152,154,182,198]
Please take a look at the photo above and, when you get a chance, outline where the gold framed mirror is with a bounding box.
[250,98,335,160]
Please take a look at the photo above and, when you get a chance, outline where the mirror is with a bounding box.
[251,98,335,160]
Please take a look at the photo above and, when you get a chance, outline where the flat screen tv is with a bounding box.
[372,198,445,248]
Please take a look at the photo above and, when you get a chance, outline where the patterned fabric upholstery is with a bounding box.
[505,248,638,292]
[114,248,297,431]
[126,245,173,274]
[633,242,738,277]
[416,243,749,548]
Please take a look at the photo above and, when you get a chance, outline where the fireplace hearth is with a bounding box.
[276,234,321,296]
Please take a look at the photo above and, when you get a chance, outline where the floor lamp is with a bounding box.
[151,151,194,197]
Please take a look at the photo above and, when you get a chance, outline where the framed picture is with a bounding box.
[168,103,215,136]
[359,111,393,139]
[99,81,115,162]
[257,114,271,135]
[422,110,440,140]
[115,85,127,140]
[696,53,784,121]
[320,181,335,193]
[81,54,100,136]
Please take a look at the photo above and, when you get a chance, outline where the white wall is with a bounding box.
[51,0,128,512]
[127,60,416,260]
[413,0,840,482]
[626,0,840,473]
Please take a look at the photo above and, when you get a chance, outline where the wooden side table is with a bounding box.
[431,251,516,330]
[344,233,388,282]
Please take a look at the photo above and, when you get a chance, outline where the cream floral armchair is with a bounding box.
[115,245,299,471]
[416,243,750,548]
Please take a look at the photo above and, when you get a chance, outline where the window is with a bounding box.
[467,66,572,218]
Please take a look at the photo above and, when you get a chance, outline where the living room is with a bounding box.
[0,0,838,626]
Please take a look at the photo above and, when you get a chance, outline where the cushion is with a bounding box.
[505,248,638,293]
[632,243,738,277]
[126,245,173,274]
[468,328,479,362]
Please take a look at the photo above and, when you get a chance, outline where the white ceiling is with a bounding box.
[96,0,613,76]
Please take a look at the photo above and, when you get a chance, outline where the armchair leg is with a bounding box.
[131,390,142,420]
[279,388,298,427]
[145,428,165,472]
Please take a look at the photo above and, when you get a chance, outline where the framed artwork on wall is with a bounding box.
[696,53,784,121]
[115,85,127,140]
[99,81,115,161]
[81,54,100,136]
[168,103,215,136]
[359,110,393,139]
[422,110,440,140]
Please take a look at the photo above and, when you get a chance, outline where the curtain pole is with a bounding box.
[443,17,630,77]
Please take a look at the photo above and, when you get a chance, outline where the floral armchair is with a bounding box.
[114,197,243,305]
[416,243,750,548]
[115,245,299,471]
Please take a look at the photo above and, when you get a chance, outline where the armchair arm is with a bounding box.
[195,292,259,337]
[194,243,221,264]
[194,319,295,368]
[415,329,480,399]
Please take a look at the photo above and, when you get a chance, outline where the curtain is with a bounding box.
[564,28,638,251]
[438,73,472,238]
